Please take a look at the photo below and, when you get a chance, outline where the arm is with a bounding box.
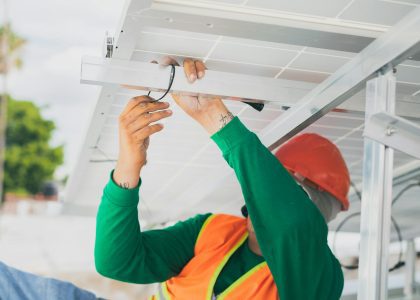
[174,58,343,299]
[95,175,210,283]
[211,118,343,299]
[94,95,210,283]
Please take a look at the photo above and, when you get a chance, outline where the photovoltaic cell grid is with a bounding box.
[69,0,420,233]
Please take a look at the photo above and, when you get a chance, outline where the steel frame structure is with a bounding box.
[70,0,420,298]
[358,69,396,300]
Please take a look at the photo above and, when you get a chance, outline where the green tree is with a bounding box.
[0,24,25,73]
[1,25,26,200]
[4,96,63,195]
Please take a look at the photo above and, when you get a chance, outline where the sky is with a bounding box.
[3,0,126,179]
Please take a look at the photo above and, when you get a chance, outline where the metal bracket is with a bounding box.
[364,112,420,160]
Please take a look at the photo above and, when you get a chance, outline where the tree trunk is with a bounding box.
[0,92,6,202]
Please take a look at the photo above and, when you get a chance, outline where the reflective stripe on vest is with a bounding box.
[151,214,279,299]
[154,282,171,300]
[216,262,267,299]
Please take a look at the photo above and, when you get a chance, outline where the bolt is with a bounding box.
[386,126,397,136]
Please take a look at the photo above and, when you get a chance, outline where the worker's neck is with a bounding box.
[248,236,263,256]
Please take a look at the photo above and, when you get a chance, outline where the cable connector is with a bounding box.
[104,31,114,58]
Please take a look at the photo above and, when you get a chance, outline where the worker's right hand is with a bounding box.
[113,96,172,188]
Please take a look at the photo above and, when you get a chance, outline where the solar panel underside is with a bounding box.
[68,0,420,235]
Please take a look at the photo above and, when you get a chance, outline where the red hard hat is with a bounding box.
[275,133,350,211]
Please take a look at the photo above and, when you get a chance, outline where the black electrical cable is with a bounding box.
[330,181,362,270]
[350,181,362,203]
[332,212,361,270]
[147,64,176,101]
[146,64,265,112]
[392,182,420,205]
[332,212,405,271]
[389,215,405,272]
[332,181,418,272]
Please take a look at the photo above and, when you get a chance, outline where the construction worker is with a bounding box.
[95,58,350,300]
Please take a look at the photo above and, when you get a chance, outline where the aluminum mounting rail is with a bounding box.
[80,55,314,106]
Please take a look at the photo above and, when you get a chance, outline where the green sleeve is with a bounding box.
[94,171,211,284]
[211,117,343,300]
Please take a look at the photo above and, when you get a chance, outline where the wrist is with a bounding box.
[194,102,234,135]
[114,158,143,189]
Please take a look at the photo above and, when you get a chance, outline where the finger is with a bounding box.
[136,101,170,114]
[121,96,154,115]
[134,124,164,141]
[160,56,180,66]
[195,60,206,79]
[127,109,173,133]
[184,58,197,83]
[124,101,170,125]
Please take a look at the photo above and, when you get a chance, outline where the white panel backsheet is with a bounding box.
[68,0,420,240]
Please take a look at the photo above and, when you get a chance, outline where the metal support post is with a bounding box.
[404,239,416,297]
[357,69,396,300]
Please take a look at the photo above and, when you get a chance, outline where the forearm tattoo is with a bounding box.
[119,182,130,189]
[219,111,234,129]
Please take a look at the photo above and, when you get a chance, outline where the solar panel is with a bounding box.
[66,0,420,240]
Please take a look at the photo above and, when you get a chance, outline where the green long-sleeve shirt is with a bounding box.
[95,117,343,299]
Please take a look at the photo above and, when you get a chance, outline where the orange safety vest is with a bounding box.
[150,214,279,300]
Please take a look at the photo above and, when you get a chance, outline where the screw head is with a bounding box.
[386,127,397,136]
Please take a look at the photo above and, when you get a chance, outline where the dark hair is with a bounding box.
[241,205,248,217]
